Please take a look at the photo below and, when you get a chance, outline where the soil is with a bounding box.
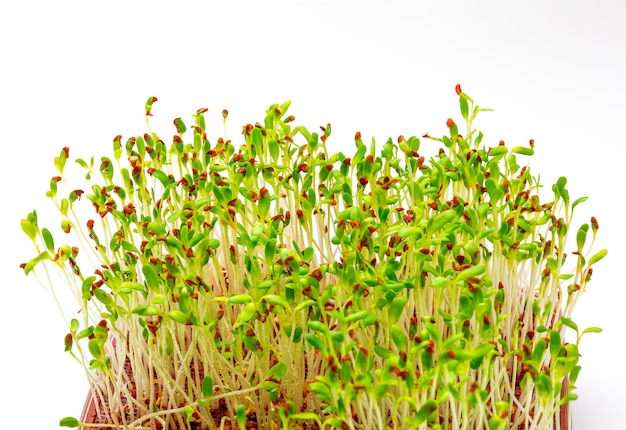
[79,385,570,429]
[79,340,570,430]
[80,390,261,430]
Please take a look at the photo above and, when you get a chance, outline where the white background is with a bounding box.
[1,1,624,428]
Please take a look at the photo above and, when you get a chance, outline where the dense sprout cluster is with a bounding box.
[21,87,604,429]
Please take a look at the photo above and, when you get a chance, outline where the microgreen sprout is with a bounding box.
[21,86,604,429]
